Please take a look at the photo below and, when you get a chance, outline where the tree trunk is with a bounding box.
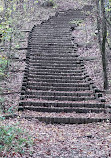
[101,0,108,89]
[96,0,102,50]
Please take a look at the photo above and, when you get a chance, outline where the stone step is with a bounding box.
[29,57,81,62]
[28,72,84,77]
[29,43,73,48]
[29,53,79,58]
[18,111,107,124]
[28,65,84,70]
[22,95,94,101]
[27,78,86,83]
[31,34,70,37]
[27,85,90,91]
[18,106,105,113]
[29,56,80,61]
[29,41,73,44]
[27,82,89,88]
[29,63,84,67]
[29,48,75,52]
[29,40,72,43]
[25,90,93,97]
[28,47,77,52]
[27,74,86,80]
[32,27,70,29]
[28,66,84,72]
[31,28,70,31]
[29,47,75,51]
[29,44,75,47]
[20,115,107,124]
[28,68,84,73]
[28,60,82,65]
[19,100,105,108]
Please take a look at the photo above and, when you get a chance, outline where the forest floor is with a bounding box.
[0,0,111,157]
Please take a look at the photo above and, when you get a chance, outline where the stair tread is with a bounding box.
[20,111,107,119]
[20,106,105,110]
[20,99,102,104]
[26,90,93,94]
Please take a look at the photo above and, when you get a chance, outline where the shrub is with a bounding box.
[0,123,33,157]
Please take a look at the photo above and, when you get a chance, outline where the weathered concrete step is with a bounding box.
[27,82,89,88]
[31,27,70,31]
[30,37,70,41]
[27,86,90,91]
[28,60,82,65]
[36,22,76,26]
[29,56,80,61]
[19,115,107,124]
[31,34,70,37]
[38,25,71,28]
[29,44,73,47]
[29,48,75,52]
[29,47,77,52]
[29,40,72,43]
[29,36,71,39]
[28,65,84,70]
[31,31,70,34]
[29,39,70,43]
[28,44,75,48]
[19,106,105,113]
[29,38,71,42]
[49,17,85,22]
[28,74,86,80]
[28,68,84,73]
[29,53,79,58]
[27,78,86,83]
[25,90,93,97]
[29,57,81,62]
[50,14,85,18]
[28,62,85,70]
[30,35,73,38]
[22,95,94,101]
[19,100,105,108]
[29,63,84,67]
[29,44,74,48]
[32,27,69,31]
[33,26,70,30]
[33,48,78,52]
[29,41,73,44]
[29,47,75,51]
[28,72,84,77]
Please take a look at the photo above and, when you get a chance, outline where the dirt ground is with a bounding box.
[0,0,111,157]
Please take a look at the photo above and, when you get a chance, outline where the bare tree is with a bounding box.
[101,0,108,90]
[96,0,108,90]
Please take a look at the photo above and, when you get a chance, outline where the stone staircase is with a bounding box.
[19,9,107,124]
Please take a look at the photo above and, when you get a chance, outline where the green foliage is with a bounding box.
[69,20,83,26]
[0,124,33,157]
[0,97,5,112]
[0,55,9,79]
[0,21,13,42]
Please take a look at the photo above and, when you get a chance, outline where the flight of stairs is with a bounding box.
[19,9,107,124]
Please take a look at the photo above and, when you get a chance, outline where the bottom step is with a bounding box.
[19,111,108,124]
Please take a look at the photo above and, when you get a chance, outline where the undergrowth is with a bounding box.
[0,55,9,80]
[0,121,33,157]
